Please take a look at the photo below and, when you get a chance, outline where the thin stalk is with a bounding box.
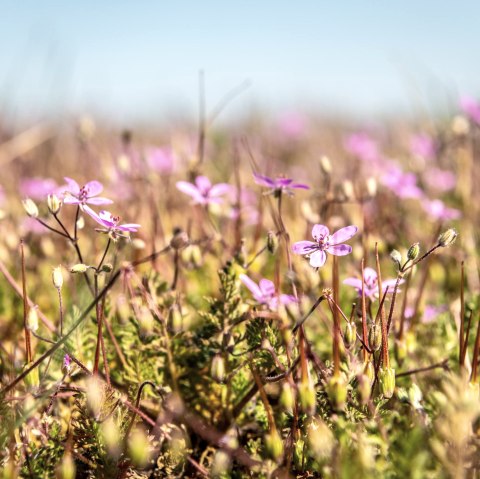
[460,309,473,367]
[332,255,340,377]
[470,313,480,383]
[375,243,388,368]
[459,261,465,366]
[361,258,369,361]
[20,240,32,363]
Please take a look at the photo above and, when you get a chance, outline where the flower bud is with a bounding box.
[365,177,377,198]
[70,263,88,273]
[368,324,382,352]
[56,451,76,479]
[407,242,420,261]
[319,155,332,175]
[27,307,39,332]
[128,427,151,468]
[23,362,40,392]
[326,375,347,411]
[280,382,295,413]
[170,228,189,250]
[100,263,113,273]
[267,231,278,254]
[211,354,226,383]
[298,380,316,415]
[181,244,202,268]
[342,180,354,200]
[22,198,39,218]
[438,228,458,247]
[379,367,396,399]
[52,266,64,290]
[390,249,402,268]
[357,374,371,404]
[137,306,154,338]
[62,354,71,374]
[306,417,334,461]
[264,430,284,462]
[169,304,184,334]
[363,361,375,386]
[343,321,357,349]
[47,194,61,214]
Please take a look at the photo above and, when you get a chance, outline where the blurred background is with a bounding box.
[1,0,480,127]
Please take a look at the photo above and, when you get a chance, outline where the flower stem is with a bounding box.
[20,240,32,363]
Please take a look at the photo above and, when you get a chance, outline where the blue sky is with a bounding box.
[1,1,479,123]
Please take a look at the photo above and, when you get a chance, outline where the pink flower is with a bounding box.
[239,274,296,310]
[343,267,401,301]
[20,177,59,200]
[292,224,357,268]
[410,134,437,160]
[381,165,423,199]
[423,168,456,192]
[460,96,480,125]
[176,176,231,205]
[344,132,381,163]
[276,112,307,139]
[253,173,309,196]
[422,199,461,221]
[84,206,140,239]
[62,177,113,207]
[145,146,176,175]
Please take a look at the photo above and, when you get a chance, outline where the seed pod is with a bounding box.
[169,304,184,334]
[344,321,357,349]
[267,231,278,254]
[52,266,64,290]
[407,242,420,261]
[100,263,113,273]
[70,263,88,273]
[128,427,151,467]
[390,249,402,268]
[298,380,316,415]
[363,361,375,386]
[170,228,189,250]
[27,307,39,332]
[211,354,226,383]
[357,373,371,404]
[379,367,396,399]
[280,382,295,413]
[264,430,284,462]
[22,198,39,218]
[368,324,382,352]
[56,451,76,479]
[438,228,458,247]
[326,375,347,411]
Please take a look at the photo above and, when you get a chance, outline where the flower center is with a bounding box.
[79,186,89,202]
[316,234,331,250]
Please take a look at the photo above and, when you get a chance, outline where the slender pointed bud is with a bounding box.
[47,193,61,214]
[56,451,76,479]
[280,382,295,413]
[100,263,113,273]
[52,266,64,290]
[319,155,332,175]
[211,354,226,383]
[390,249,402,268]
[101,417,121,458]
[357,374,371,404]
[22,198,39,218]
[23,362,40,392]
[437,228,458,247]
[170,228,189,250]
[344,321,357,349]
[363,361,375,386]
[298,380,316,415]
[169,304,184,334]
[116,295,130,324]
[379,367,396,399]
[62,354,71,374]
[342,179,354,200]
[267,231,278,254]
[368,324,382,351]
[70,263,88,273]
[264,430,284,462]
[326,375,347,411]
[365,177,377,198]
[407,242,420,261]
[27,307,39,332]
[137,306,154,338]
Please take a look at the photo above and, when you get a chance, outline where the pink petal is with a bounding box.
[64,177,80,194]
[176,181,205,203]
[82,205,105,225]
[292,241,317,255]
[239,274,262,299]
[253,173,275,188]
[309,250,327,267]
[118,223,140,232]
[330,225,358,244]
[363,267,377,285]
[312,224,329,241]
[195,176,212,194]
[259,279,276,297]
[63,196,81,205]
[280,294,297,305]
[84,180,104,197]
[326,244,352,256]
[209,183,232,197]
[86,197,114,205]
[382,279,404,291]
[343,278,362,289]
[291,182,310,190]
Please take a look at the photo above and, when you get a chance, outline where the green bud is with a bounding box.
[363,361,375,386]
[408,383,423,409]
[23,362,40,392]
[211,450,231,477]
[357,374,371,404]
[264,430,284,462]
[70,263,88,273]
[306,417,334,461]
[280,382,295,413]
[211,354,226,383]
[267,231,278,254]
[128,427,151,467]
[56,452,76,479]
[344,321,357,349]
[326,375,347,411]
[368,324,382,352]
[137,306,154,338]
[181,244,202,267]
[407,242,420,261]
[379,367,396,399]
[169,305,184,334]
[52,266,64,290]
[100,263,113,273]
[170,229,189,250]
[298,380,316,415]
[390,249,402,268]
[47,193,61,214]
[438,228,458,247]
[22,198,39,218]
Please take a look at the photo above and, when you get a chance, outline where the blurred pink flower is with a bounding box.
[62,177,113,207]
[176,176,232,205]
[422,199,461,221]
[239,274,296,310]
[253,173,309,196]
[423,168,456,192]
[20,177,58,200]
[343,267,401,301]
[460,96,480,125]
[292,224,357,268]
[382,165,423,199]
[344,132,381,163]
[410,134,437,160]
[277,112,307,139]
[227,187,259,225]
[145,146,176,175]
